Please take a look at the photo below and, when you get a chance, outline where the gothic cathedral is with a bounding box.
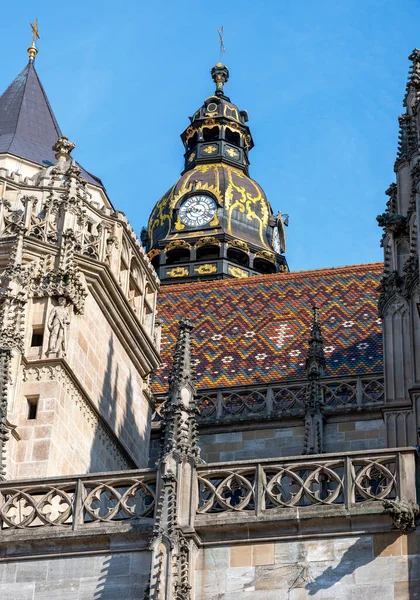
[0,28,419,600]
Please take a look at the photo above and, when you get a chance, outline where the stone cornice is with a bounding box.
[78,255,160,378]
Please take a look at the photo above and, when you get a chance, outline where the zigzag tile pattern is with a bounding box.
[153,263,383,393]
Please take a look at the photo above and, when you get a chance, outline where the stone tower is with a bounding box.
[0,48,160,479]
[143,63,289,284]
[377,49,420,447]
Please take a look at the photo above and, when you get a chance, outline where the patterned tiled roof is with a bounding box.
[153,263,383,393]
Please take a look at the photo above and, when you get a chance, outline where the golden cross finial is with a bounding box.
[28,19,40,62]
[218,26,225,63]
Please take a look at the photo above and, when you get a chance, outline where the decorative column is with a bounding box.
[303,306,326,455]
[146,319,201,600]
[0,231,28,477]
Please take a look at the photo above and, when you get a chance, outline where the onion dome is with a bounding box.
[144,64,289,284]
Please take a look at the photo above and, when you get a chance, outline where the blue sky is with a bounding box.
[2,1,420,270]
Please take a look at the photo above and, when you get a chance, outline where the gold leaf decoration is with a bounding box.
[228,266,248,278]
[166,267,189,278]
[194,264,217,275]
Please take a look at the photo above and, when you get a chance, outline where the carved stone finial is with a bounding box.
[52,136,76,163]
[303,306,326,455]
[382,497,419,531]
[167,318,195,397]
[305,305,326,379]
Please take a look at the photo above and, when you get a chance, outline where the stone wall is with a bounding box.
[149,416,387,465]
[68,293,151,467]
[0,551,151,599]
[323,418,386,453]
[194,531,420,599]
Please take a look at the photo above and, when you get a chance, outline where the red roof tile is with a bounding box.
[153,263,383,393]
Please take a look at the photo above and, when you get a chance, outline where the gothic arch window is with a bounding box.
[143,283,155,335]
[128,259,143,314]
[119,239,130,294]
[166,247,190,265]
[196,244,220,261]
[254,257,276,274]
[227,247,249,267]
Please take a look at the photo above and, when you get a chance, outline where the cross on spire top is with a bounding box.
[28,19,40,62]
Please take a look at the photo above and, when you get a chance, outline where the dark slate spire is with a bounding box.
[0,62,103,187]
[0,62,61,167]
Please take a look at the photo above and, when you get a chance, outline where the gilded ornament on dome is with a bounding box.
[256,250,275,262]
[194,264,217,275]
[185,126,196,142]
[165,239,191,251]
[228,266,248,278]
[174,215,185,231]
[228,239,249,252]
[188,153,196,163]
[203,145,217,154]
[147,248,161,260]
[194,236,222,248]
[166,267,189,278]
[148,164,270,249]
[224,105,240,121]
[226,147,239,158]
[204,118,216,126]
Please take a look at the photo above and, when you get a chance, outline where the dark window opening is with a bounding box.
[227,247,249,267]
[166,247,190,265]
[254,258,276,274]
[186,132,198,151]
[151,255,160,270]
[27,396,38,420]
[86,221,93,233]
[225,129,240,146]
[31,329,44,347]
[203,127,219,142]
[196,245,220,261]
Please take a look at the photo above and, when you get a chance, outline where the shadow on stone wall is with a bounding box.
[305,537,374,595]
[89,335,149,599]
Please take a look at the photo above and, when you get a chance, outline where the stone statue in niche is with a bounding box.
[47,297,70,356]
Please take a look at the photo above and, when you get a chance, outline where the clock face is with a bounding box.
[272,227,281,253]
[179,195,217,227]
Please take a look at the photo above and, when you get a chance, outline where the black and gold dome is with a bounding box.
[143,64,289,284]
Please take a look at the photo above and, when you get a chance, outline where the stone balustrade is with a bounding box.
[0,469,156,529]
[153,373,385,424]
[196,447,416,516]
[0,447,416,537]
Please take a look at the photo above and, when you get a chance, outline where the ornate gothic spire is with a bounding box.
[304,306,326,455]
[161,318,200,463]
[305,305,326,380]
[146,319,200,599]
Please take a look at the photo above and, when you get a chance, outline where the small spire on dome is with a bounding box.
[27,19,40,63]
[212,27,229,96]
[211,63,229,96]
